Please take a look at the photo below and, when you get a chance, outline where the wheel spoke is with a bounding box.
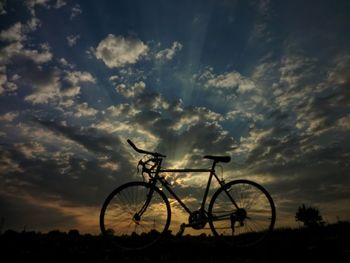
[209,180,275,247]
[100,182,170,250]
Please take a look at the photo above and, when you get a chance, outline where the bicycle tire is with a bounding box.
[208,179,276,247]
[100,181,171,250]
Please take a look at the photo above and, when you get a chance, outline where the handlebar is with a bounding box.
[127,139,166,158]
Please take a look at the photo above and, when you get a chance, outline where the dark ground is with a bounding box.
[1,223,349,263]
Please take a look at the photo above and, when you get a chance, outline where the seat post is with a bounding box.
[200,160,218,210]
[211,160,218,172]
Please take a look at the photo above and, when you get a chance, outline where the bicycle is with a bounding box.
[100,139,276,250]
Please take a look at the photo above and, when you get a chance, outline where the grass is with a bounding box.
[1,222,349,262]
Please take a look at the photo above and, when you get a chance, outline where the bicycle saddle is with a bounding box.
[203,155,231,163]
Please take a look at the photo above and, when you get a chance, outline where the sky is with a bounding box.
[0,0,350,234]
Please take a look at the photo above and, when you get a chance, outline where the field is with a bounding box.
[1,222,349,263]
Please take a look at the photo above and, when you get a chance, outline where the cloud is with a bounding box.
[73,102,98,118]
[70,4,82,20]
[108,75,119,83]
[0,148,24,175]
[106,103,140,117]
[25,0,50,15]
[225,109,264,124]
[23,66,61,104]
[66,34,80,47]
[170,106,223,130]
[115,81,145,98]
[0,0,6,15]
[156,121,237,165]
[54,0,66,9]
[248,0,274,44]
[0,112,18,122]
[103,90,236,165]
[336,115,350,130]
[134,92,170,112]
[86,88,236,172]
[0,20,52,68]
[327,55,350,85]
[232,60,350,222]
[14,141,46,159]
[8,120,136,201]
[239,119,350,196]
[60,85,80,98]
[296,85,350,135]
[0,22,24,42]
[94,34,149,68]
[58,70,95,106]
[155,41,183,61]
[0,68,6,94]
[279,55,316,88]
[251,60,278,83]
[201,69,256,93]
[0,41,52,65]
[64,70,95,85]
[15,62,96,106]
[0,18,93,108]
[58,57,74,69]
[27,17,41,31]
[272,54,350,137]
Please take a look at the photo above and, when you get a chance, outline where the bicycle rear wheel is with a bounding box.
[209,180,275,247]
[100,181,171,250]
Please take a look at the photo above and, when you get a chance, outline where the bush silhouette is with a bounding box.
[295,203,324,227]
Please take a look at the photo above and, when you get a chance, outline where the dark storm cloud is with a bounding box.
[10,55,53,83]
[240,83,350,215]
[296,80,350,133]
[117,90,237,162]
[223,51,350,223]
[245,76,350,166]
[158,121,236,158]
[1,48,59,104]
[34,119,135,180]
[0,119,135,209]
[36,119,124,158]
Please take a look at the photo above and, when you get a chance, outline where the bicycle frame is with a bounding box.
[149,158,239,216]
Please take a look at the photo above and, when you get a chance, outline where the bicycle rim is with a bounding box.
[209,180,276,247]
[100,182,171,250]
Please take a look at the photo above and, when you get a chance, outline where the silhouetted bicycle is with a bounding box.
[100,139,276,250]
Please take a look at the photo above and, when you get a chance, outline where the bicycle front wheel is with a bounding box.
[209,180,276,247]
[100,181,171,250]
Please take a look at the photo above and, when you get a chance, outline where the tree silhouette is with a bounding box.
[295,204,324,227]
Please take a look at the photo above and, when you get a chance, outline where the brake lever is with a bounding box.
[137,160,144,173]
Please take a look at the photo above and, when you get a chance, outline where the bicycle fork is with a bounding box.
[132,186,155,224]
